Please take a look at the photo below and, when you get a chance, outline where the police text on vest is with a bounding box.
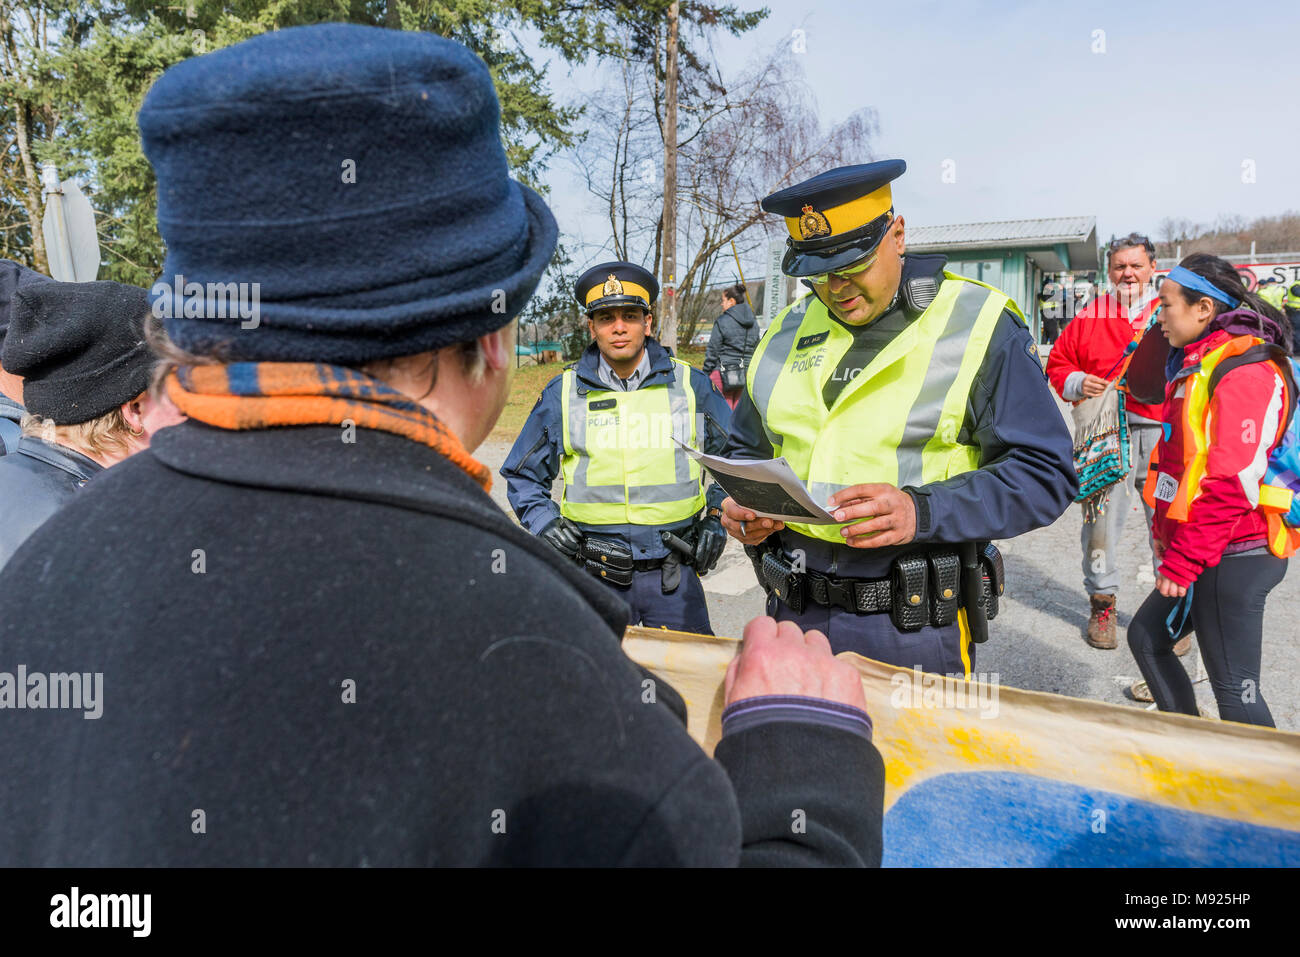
[790,353,824,373]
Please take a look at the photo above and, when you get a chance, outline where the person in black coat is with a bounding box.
[0,278,183,569]
[0,24,885,867]
[0,259,51,455]
[702,283,761,409]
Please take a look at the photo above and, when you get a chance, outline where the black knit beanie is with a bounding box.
[1,279,153,425]
[0,259,53,351]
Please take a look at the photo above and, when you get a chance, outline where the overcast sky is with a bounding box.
[535,0,1300,281]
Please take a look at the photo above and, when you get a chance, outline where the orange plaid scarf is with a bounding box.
[166,362,491,490]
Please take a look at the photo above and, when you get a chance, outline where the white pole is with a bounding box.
[41,164,76,281]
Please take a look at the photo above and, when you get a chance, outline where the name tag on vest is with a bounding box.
[589,398,617,411]
[796,331,828,350]
[1153,472,1178,503]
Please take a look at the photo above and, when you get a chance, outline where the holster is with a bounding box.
[890,553,929,631]
[979,541,1005,621]
[658,525,700,593]
[744,543,766,585]
[581,536,634,587]
[927,550,962,627]
[760,549,806,614]
[661,551,683,594]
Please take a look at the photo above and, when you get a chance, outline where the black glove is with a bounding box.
[692,513,727,574]
[541,517,583,560]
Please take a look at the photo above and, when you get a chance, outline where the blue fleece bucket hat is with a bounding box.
[137,23,557,364]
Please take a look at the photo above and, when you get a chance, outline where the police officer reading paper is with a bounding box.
[720,161,1076,675]
[503,261,733,634]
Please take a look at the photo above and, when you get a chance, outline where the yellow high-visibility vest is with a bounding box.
[560,358,704,525]
[1258,284,1287,313]
[747,273,1020,542]
[1140,333,1298,559]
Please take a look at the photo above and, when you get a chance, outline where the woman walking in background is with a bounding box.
[1127,253,1294,727]
[702,283,760,410]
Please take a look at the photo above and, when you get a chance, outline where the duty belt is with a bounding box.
[754,542,1004,637]
[580,532,697,594]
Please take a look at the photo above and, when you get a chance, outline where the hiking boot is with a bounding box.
[1127,679,1154,703]
[1087,593,1118,649]
[1173,635,1193,657]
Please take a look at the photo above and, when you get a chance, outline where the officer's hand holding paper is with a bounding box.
[679,440,918,548]
[677,441,839,524]
[825,483,918,548]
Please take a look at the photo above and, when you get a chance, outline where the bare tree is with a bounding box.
[672,44,875,345]
[570,38,877,350]
[660,0,680,348]
[1214,212,1247,236]
[1156,216,1203,249]
[570,54,663,264]
[1155,211,1300,259]
[1247,211,1300,253]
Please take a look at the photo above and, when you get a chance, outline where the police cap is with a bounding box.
[761,159,906,278]
[575,261,658,315]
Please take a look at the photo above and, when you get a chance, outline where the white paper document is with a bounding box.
[677,442,839,524]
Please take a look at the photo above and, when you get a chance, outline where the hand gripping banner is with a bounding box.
[624,626,1300,866]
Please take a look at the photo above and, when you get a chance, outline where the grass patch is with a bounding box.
[492,361,565,443]
[490,345,710,443]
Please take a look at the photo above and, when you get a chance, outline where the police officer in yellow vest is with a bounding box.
[718,161,1077,675]
[1286,281,1300,356]
[502,261,733,634]
[1257,279,1286,315]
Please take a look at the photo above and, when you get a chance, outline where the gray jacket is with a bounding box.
[0,435,102,571]
[702,302,760,374]
[0,394,23,456]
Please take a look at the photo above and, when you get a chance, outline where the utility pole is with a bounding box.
[660,1,680,353]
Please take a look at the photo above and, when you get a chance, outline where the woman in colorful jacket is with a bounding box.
[1128,253,1294,727]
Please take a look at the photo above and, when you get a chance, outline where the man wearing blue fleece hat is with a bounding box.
[719,161,1077,677]
[0,24,885,867]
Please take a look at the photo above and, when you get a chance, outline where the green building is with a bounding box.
[906,216,1099,343]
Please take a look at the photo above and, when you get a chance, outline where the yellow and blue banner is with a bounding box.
[625,626,1300,867]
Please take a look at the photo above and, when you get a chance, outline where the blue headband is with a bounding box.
[1167,265,1242,309]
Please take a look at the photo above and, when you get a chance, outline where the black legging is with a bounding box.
[1127,552,1288,727]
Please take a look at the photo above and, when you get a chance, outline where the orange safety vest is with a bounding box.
[1143,334,1299,558]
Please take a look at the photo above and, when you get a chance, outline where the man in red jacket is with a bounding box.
[1045,233,1177,651]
